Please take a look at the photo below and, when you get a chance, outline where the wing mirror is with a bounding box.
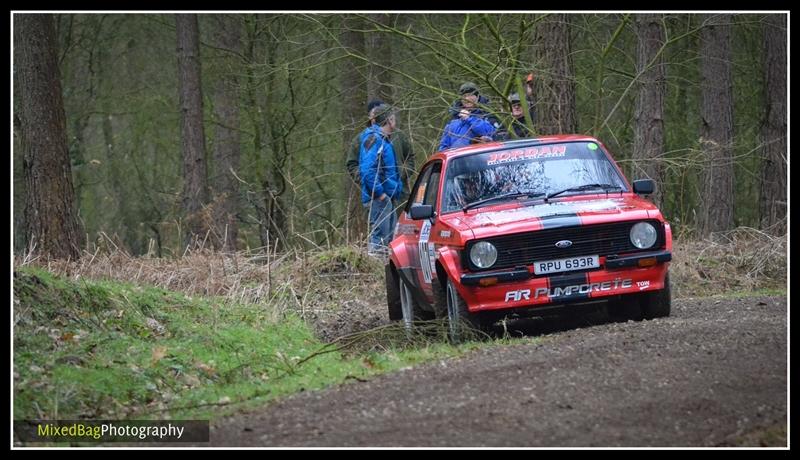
[409,204,435,220]
[632,179,655,195]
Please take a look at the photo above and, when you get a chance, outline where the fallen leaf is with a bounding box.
[60,332,75,342]
[196,362,216,377]
[151,346,168,364]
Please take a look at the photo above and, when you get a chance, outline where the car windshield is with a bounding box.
[442,141,628,213]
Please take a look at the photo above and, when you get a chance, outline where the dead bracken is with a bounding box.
[15,229,786,343]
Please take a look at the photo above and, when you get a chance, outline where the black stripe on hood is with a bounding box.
[539,213,581,230]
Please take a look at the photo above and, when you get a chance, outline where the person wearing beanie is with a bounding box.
[459,81,479,96]
[346,99,415,209]
[346,99,385,183]
[371,103,394,127]
[438,82,498,151]
[357,104,403,257]
[367,99,384,114]
[496,92,533,140]
[446,81,503,132]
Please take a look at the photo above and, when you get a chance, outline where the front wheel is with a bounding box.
[607,273,671,322]
[399,276,416,330]
[641,273,671,319]
[397,275,434,330]
[441,278,491,343]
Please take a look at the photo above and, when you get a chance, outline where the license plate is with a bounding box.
[533,255,600,275]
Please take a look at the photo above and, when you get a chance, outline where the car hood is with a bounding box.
[452,195,661,239]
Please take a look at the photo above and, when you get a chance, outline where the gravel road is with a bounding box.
[211,295,787,447]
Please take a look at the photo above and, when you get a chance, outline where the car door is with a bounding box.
[413,161,443,303]
[395,163,433,298]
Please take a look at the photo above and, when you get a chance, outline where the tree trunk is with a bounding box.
[176,14,210,248]
[366,13,393,103]
[102,113,135,253]
[698,14,735,236]
[758,14,787,235]
[209,14,242,251]
[632,14,666,207]
[341,15,368,244]
[263,32,289,252]
[533,14,577,135]
[16,13,81,260]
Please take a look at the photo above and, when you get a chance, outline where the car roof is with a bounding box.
[431,134,602,161]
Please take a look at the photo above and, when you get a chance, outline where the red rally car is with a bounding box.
[385,135,672,341]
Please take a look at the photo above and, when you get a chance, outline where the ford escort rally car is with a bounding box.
[385,135,672,341]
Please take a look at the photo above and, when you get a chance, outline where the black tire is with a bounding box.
[385,264,402,321]
[434,276,491,343]
[641,273,671,320]
[607,273,671,322]
[399,276,434,325]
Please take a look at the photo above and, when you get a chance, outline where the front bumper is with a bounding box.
[456,251,671,313]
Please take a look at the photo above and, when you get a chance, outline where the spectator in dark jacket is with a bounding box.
[496,93,533,140]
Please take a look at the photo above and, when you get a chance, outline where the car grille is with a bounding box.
[465,220,664,272]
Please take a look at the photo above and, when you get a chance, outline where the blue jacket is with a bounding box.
[438,115,497,151]
[359,125,402,204]
[448,95,503,130]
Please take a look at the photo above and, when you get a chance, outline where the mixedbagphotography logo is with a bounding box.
[14,420,209,443]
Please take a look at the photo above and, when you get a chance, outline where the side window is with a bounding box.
[423,162,442,209]
[407,164,433,211]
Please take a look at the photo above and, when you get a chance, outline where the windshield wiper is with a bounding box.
[462,190,545,212]
[545,183,623,201]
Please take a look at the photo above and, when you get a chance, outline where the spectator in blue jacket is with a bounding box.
[447,81,503,131]
[359,104,402,256]
[438,82,498,151]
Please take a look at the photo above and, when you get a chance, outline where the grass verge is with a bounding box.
[13,267,525,423]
